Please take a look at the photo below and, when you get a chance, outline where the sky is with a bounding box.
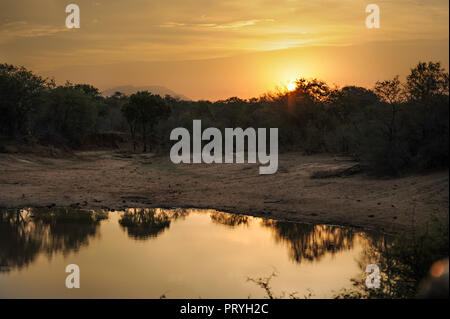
[0,0,449,100]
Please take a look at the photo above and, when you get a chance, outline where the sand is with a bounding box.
[0,151,448,234]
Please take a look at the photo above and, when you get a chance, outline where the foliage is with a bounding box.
[0,61,448,175]
[335,215,449,299]
[0,63,53,138]
[37,84,98,146]
[121,91,171,152]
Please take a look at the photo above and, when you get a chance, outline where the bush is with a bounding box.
[336,215,449,298]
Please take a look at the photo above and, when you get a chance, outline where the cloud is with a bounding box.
[0,0,447,99]
[0,21,68,43]
[160,19,275,30]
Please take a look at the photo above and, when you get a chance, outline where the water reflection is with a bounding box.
[0,207,383,298]
[0,208,363,271]
[117,209,360,265]
[210,212,250,228]
[119,208,189,240]
[1,208,362,269]
[262,220,357,263]
[0,208,107,272]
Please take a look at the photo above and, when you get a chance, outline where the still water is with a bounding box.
[0,208,380,298]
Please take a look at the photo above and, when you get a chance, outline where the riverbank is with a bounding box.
[0,151,448,234]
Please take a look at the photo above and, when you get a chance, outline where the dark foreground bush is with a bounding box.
[336,214,449,298]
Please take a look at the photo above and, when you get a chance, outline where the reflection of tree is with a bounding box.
[0,208,108,272]
[262,220,356,264]
[118,208,189,240]
[210,212,250,228]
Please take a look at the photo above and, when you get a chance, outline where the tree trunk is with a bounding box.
[142,119,147,152]
[128,122,136,152]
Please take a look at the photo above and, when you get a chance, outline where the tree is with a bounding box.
[121,99,139,152]
[122,91,171,152]
[0,63,53,138]
[40,84,98,145]
[374,76,403,145]
[374,76,403,104]
[73,84,101,99]
[101,92,129,132]
[404,62,449,169]
[405,61,449,101]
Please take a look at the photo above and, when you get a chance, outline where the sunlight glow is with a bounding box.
[287,81,297,92]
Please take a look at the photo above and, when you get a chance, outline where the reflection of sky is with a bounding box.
[0,208,375,298]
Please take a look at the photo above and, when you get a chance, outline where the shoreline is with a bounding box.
[0,151,448,235]
[0,203,394,237]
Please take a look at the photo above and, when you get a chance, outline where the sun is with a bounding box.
[287,81,297,92]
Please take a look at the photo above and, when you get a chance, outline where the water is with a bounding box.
[0,208,380,298]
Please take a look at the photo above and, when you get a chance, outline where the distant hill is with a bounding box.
[102,85,190,100]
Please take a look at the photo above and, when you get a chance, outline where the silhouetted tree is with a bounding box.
[0,64,53,138]
[39,84,98,145]
[405,61,449,102]
[122,91,171,152]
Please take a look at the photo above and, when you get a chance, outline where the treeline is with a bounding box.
[0,61,448,175]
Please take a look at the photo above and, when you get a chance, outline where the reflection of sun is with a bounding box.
[287,81,296,92]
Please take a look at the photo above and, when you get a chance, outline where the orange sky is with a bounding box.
[1,0,448,100]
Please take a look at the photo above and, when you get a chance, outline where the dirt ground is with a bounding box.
[0,150,448,234]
